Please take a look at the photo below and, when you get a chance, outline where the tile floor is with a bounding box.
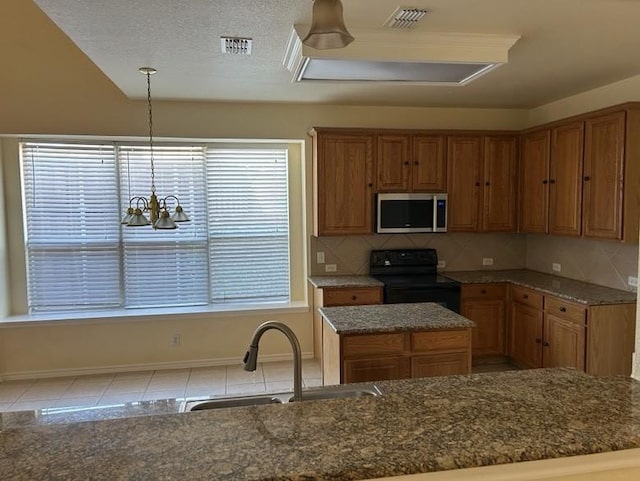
[0,359,322,413]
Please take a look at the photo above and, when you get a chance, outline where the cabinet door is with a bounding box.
[447,136,482,231]
[412,352,470,378]
[412,136,446,191]
[519,130,550,233]
[510,302,543,369]
[583,111,625,240]
[482,136,518,232]
[549,122,584,236]
[543,314,586,370]
[316,133,374,235]
[377,135,410,191]
[343,357,411,383]
[462,299,506,357]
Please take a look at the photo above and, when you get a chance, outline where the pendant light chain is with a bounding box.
[146,70,156,196]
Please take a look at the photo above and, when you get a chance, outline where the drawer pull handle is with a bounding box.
[351,295,357,301]
[480,289,487,294]
[559,307,567,312]
[523,294,529,299]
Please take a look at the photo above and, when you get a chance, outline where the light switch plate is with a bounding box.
[325,264,337,272]
[552,263,561,272]
[628,276,638,288]
[482,258,494,266]
[437,260,446,268]
[316,251,325,264]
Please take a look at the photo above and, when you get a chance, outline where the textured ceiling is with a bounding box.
[32,0,640,108]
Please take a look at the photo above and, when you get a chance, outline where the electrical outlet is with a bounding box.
[169,334,181,347]
[325,264,337,272]
[437,260,446,268]
[316,251,325,264]
[628,276,638,288]
[482,258,494,266]
[552,263,561,272]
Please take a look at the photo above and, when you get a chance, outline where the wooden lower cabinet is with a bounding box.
[461,284,507,361]
[323,326,472,384]
[509,285,633,375]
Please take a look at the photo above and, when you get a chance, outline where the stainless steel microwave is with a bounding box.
[376,193,448,233]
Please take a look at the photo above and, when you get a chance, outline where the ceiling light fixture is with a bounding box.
[121,67,190,230]
[302,0,354,50]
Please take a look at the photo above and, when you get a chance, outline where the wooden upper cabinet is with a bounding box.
[583,111,625,240]
[377,135,411,191]
[519,130,551,233]
[482,136,518,232]
[313,132,374,235]
[447,136,482,231]
[549,121,584,237]
[412,136,446,191]
[377,134,446,192]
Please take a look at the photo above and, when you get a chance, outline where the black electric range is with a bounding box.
[369,248,461,313]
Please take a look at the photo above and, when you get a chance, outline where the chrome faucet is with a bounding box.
[243,321,303,402]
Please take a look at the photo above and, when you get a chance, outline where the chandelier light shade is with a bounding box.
[302,0,354,50]
[121,67,190,230]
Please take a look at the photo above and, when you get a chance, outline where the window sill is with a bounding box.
[0,301,310,328]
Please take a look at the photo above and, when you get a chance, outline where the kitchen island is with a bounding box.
[2,368,640,480]
[320,302,475,384]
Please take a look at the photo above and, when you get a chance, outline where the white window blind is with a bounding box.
[119,145,209,308]
[206,147,290,304]
[21,141,292,313]
[22,142,121,311]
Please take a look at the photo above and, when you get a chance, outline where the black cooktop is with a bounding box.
[372,274,460,288]
[369,248,460,288]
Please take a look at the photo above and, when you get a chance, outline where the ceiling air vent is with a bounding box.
[220,37,253,55]
[384,7,428,29]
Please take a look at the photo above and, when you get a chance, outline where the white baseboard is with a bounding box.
[0,351,315,381]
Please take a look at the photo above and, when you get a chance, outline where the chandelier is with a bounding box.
[120,67,190,230]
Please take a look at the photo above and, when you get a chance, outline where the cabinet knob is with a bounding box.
[543,341,550,347]
[414,161,419,165]
[535,338,542,344]
[475,182,480,187]
[523,294,529,299]
[485,181,490,186]
[404,161,410,166]
[549,179,556,184]
[542,179,549,185]
[559,306,567,312]
[480,289,487,294]
[584,176,591,181]
[368,183,373,188]
[351,295,357,301]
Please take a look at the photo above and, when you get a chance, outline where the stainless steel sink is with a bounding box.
[180,384,382,412]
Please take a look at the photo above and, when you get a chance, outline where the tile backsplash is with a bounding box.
[526,234,638,291]
[311,233,526,276]
[311,233,639,292]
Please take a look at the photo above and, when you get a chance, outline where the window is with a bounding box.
[21,140,291,313]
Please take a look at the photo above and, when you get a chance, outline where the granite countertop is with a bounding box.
[444,269,637,305]
[320,302,474,334]
[3,368,640,480]
[308,275,383,288]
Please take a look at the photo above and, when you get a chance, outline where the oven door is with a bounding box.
[384,286,461,313]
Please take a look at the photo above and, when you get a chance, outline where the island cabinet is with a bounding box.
[460,283,508,363]
[310,129,375,236]
[312,285,383,360]
[324,328,472,384]
[509,285,636,375]
[376,134,446,192]
[447,135,517,232]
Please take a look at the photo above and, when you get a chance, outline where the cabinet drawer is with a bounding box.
[412,329,470,352]
[343,333,405,357]
[511,285,543,310]
[461,284,506,300]
[323,287,382,306]
[545,296,586,324]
